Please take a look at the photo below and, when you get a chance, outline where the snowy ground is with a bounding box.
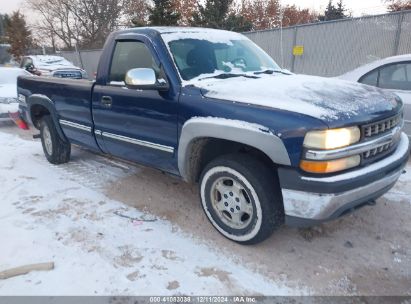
[0,126,303,296]
[0,123,410,296]
[0,103,18,121]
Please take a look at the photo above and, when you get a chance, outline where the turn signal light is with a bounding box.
[300,155,360,174]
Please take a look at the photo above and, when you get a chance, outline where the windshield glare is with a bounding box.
[166,38,280,81]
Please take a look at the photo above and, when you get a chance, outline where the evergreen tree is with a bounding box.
[191,0,232,28]
[149,0,180,26]
[190,0,251,31]
[0,14,10,44]
[5,11,32,61]
[319,0,349,21]
[225,13,253,32]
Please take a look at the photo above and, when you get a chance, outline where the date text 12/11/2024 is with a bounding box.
[149,296,257,303]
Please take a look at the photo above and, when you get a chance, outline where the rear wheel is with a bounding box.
[199,154,284,245]
[40,115,71,164]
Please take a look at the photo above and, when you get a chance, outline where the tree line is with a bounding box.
[0,0,410,61]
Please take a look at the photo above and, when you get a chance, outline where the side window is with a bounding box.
[109,41,158,83]
[21,58,32,68]
[359,69,379,87]
[379,63,411,91]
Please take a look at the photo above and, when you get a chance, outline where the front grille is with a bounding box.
[360,113,403,164]
[363,143,393,160]
[362,114,401,138]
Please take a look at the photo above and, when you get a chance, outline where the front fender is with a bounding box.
[178,117,291,181]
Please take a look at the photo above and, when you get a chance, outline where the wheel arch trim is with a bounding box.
[27,94,68,142]
[178,117,291,182]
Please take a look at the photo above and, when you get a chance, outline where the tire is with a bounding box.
[40,115,71,164]
[199,153,284,245]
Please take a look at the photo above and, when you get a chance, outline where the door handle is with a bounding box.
[101,96,112,107]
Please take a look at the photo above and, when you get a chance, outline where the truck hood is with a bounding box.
[193,74,401,127]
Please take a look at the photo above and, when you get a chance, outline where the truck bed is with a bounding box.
[17,76,100,151]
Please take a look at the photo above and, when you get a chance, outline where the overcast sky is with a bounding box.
[1,0,388,17]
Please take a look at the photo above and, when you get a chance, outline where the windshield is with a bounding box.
[162,31,280,81]
[0,68,29,84]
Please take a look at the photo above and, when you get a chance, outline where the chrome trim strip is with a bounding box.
[102,131,174,153]
[59,120,91,132]
[302,133,409,183]
[94,129,102,136]
[305,125,402,161]
[283,134,410,220]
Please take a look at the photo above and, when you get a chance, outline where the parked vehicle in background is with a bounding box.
[17,27,410,244]
[0,67,31,121]
[340,55,411,140]
[20,55,88,79]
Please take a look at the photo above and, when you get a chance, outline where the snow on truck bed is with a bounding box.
[0,131,301,295]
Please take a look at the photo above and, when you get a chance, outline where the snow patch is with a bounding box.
[160,28,245,46]
[0,103,18,114]
[189,74,396,122]
[0,131,304,295]
[0,84,18,99]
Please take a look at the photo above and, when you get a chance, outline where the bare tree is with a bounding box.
[281,5,317,27]
[26,0,128,49]
[241,0,281,30]
[385,0,411,11]
[124,0,151,26]
[172,0,198,26]
[26,0,77,49]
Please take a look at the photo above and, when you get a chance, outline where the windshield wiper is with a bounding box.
[254,69,291,75]
[199,73,258,81]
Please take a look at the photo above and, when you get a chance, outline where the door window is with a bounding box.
[109,41,159,83]
[378,63,411,91]
[359,69,378,87]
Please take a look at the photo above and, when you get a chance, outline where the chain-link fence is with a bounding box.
[58,10,411,79]
[58,49,101,79]
[244,10,411,77]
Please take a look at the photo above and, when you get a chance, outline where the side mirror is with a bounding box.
[125,68,169,91]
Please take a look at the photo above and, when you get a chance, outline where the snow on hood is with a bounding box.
[190,74,397,123]
[0,83,17,98]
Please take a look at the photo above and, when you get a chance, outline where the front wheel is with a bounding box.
[199,154,284,245]
[40,115,71,164]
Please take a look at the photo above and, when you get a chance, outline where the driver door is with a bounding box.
[92,39,179,173]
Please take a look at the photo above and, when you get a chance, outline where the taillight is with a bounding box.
[8,112,29,130]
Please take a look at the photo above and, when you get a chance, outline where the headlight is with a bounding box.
[303,127,361,150]
[300,155,361,174]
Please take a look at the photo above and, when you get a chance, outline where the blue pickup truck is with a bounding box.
[17,27,410,244]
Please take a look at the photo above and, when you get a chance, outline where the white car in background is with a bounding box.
[340,54,411,140]
[20,55,88,79]
[0,67,31,121]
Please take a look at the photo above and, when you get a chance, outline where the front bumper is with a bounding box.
[279,133,410,227]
